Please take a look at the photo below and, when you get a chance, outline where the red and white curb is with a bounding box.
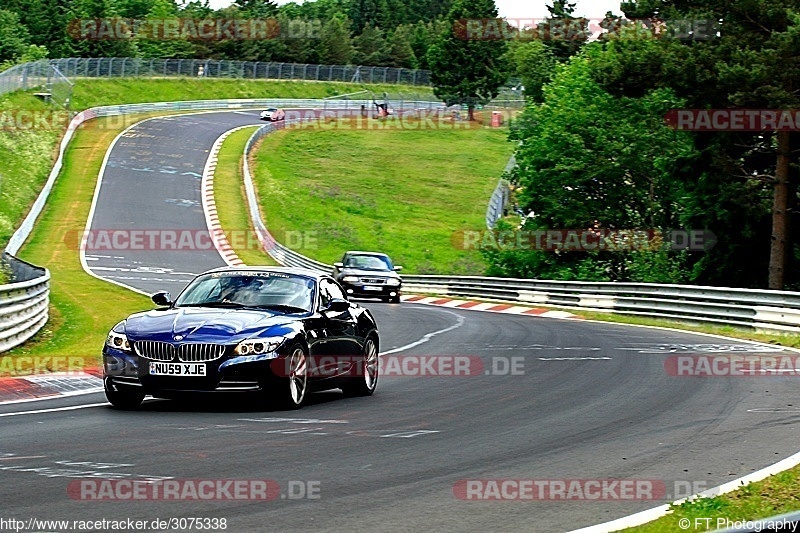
[202,126,257,268]
[0,370,103,405]
[401,295,579,319]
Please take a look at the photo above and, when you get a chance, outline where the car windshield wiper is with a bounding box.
[251,304,309,314]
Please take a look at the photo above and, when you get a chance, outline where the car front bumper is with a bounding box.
[103,348,282,394]
[339,282,401,299]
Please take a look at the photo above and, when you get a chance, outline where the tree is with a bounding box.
[592,0,800,289]
[487,53,699,282]
[349,0,387,34]
[426,0,507,120]
[537,0,590,60]
[234,0,279,19]
[3,0,77,59]
[386,25,417,68]
[0,9,32,63]
[504,39,556,103]
[117,0,158,19]
[134,0,193,58]
[67,0,139,58]
[409,19,446,69]
[353,24,389,65]
[317,15,354,65]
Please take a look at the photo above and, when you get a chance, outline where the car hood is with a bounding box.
[124,307,299,343]
[340,268,401,279]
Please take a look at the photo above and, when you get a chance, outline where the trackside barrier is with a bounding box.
[0,253,49,353]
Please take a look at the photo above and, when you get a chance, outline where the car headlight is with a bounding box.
[386,278,401,286]
[342,276,359,283]
[106,322,132,352]
[235,337,285,356]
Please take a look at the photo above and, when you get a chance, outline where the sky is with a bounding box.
[204,0,626,20]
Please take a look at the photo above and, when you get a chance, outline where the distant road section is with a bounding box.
[84,110,264,296]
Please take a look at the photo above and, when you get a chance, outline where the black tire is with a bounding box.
[342,336,379,397]
[105,380,145,410]
[267,344,308,410]
[390,295,401,304]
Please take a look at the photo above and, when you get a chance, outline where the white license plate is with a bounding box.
[363,286,382,291]
[149,362,206,376]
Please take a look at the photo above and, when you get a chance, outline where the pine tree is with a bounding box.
[426,0,507,119]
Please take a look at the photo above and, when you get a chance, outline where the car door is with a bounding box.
[318,278,360,377]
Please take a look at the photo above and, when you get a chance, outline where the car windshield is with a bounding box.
[344,254,393,271]
[174,271,315,313]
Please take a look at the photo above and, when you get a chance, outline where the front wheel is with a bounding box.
[342,336,379,397]
[268,344,308,410]
[105,380,145,410]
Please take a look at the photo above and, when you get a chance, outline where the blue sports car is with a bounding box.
[102,266,380,410]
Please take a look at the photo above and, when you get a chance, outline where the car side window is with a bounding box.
[326,279,346,301]
[318,280,332,310]
[318,279,346,310]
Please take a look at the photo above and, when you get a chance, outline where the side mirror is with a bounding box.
[333,262,344,268]
[152,291,173,307]
[324,298,351,313]
[393,266,403,271]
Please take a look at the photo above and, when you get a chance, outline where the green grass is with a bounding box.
[0,259,10,285]
[6,116,152,365]
[69,78,433,110]
[0,92,62,249]
[251,125,514,274]
[214,126,277,267]
[623,466,800,532]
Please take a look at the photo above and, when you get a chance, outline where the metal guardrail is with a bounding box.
[242,122,331,272]
[400,276,800,333]
[0,253,49,353]
[486,178,510,229]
